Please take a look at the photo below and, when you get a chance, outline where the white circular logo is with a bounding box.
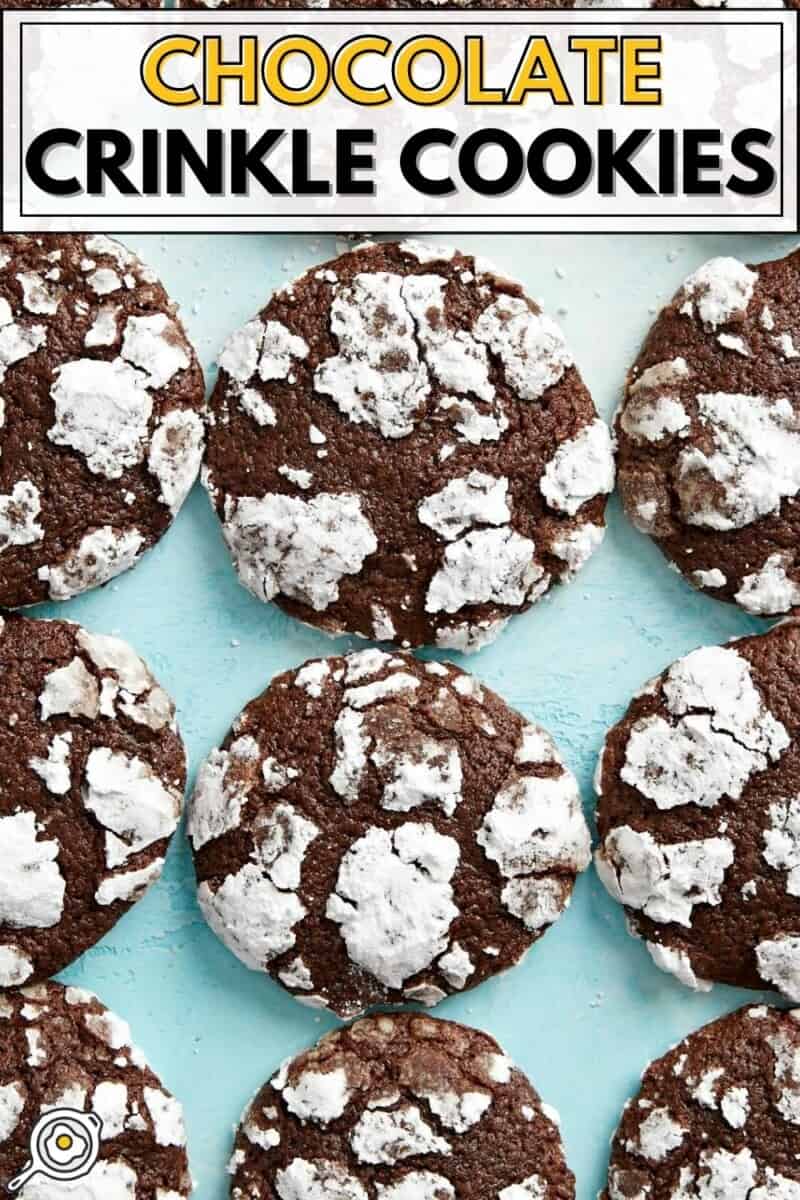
[7,1108,102,1193]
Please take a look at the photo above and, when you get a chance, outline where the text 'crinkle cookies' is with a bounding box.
[616,248,800,617]
[595,619,800,999]
[0,982,192,1199]
[0,234,205,608]
[0,614,186,989]
[203,240,615,652]
[188,648,591,1017]
[604,1005,800,1200]
[229,1013,575,1200]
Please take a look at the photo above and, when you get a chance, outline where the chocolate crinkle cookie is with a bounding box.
[228,1013,575,1200]
[616,248,800,617]
[0,613,186,988]
[0,981,192,1198]
[595,619,800,999]
[188,648,591,1017]
[0,234,205,608]
[604,1005,800,1200]
[203,240,614,652]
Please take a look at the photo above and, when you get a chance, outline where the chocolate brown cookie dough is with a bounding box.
[188,649,591,1017]
[0,613,186,988]
[0,982,192,1198]
[616,248,800,616]
[229,1013,574,1200]
[0,234,205,609]
[203,240,614,652]
[595,619,800,999]
[604,1005,800,1200]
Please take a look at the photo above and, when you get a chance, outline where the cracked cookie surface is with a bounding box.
[203,240,614,651]
[0,234,204,608]
[228,1013,574,1200]
[188,648,590,1017]
[0,613,186,987]
[616,249,800,617]
[603,1004,800,1200]
[0,981,191,1198]
[595,619,800,998]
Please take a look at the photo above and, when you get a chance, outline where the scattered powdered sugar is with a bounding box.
[692,568,727,589]
[735,554,800,615]
[294,660,330,699]
[350,1104,451,1164]
[315,273,430,439]
[0,946,33,987]
[282,1067,351,1124]
[187,736,262,850]
[0,1081,26,1144]
[48,358,152,479]
[596,826,733,927]
[757,935,800,1001]
[252,804,319,891]
[95,859,164,907]
[540,420,616,516]
[29,732,73,795]
[550,523,605,576]
[375,1173,455,1200]
[326,822,459,991]
[147,409,205,515]
[478,770,591,880]
[0,481,44,552]
[766,1029,800,1123]
[257,320,309,383]
[402,274,493,402]
[426,527,542,614]
[764,797,800,896]
[418,472,511,542]
[677,392,800,532]
[121,314,190,388]
[681,257,757,328]
[626,1106,686,1162]
[620,645,789,809]
[85,305,120,349]
[82,747,181,867]
[198,864,306,971]
[0,811,65,930]
[435,617,510,653]
[472,295,573,401]
[498,1177,548,1200]
[275,1157,368,1200]
[371,734,463,818]
[223,492,377,611]
[437,942,474,989]
[38,526,144,600]
[39,657,99,721]
[646,942,712,992]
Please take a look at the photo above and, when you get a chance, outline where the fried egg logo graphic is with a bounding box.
[6,1109,102,1193]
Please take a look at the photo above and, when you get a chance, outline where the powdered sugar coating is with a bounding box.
[595,621,800,999]
[223,492,377,612]
[229,1013,574,1200]
[189,650,589,1017]
[0,614,186,985]
[205,240,611,650]
[0,982,192,1198]
[0,234,204,607]
[603,1005,800,1200]
[617,248,800,614]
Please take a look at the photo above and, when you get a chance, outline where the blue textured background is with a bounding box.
[34,231,798,1198]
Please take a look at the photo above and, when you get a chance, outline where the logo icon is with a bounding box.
[7,1109,102,1193]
